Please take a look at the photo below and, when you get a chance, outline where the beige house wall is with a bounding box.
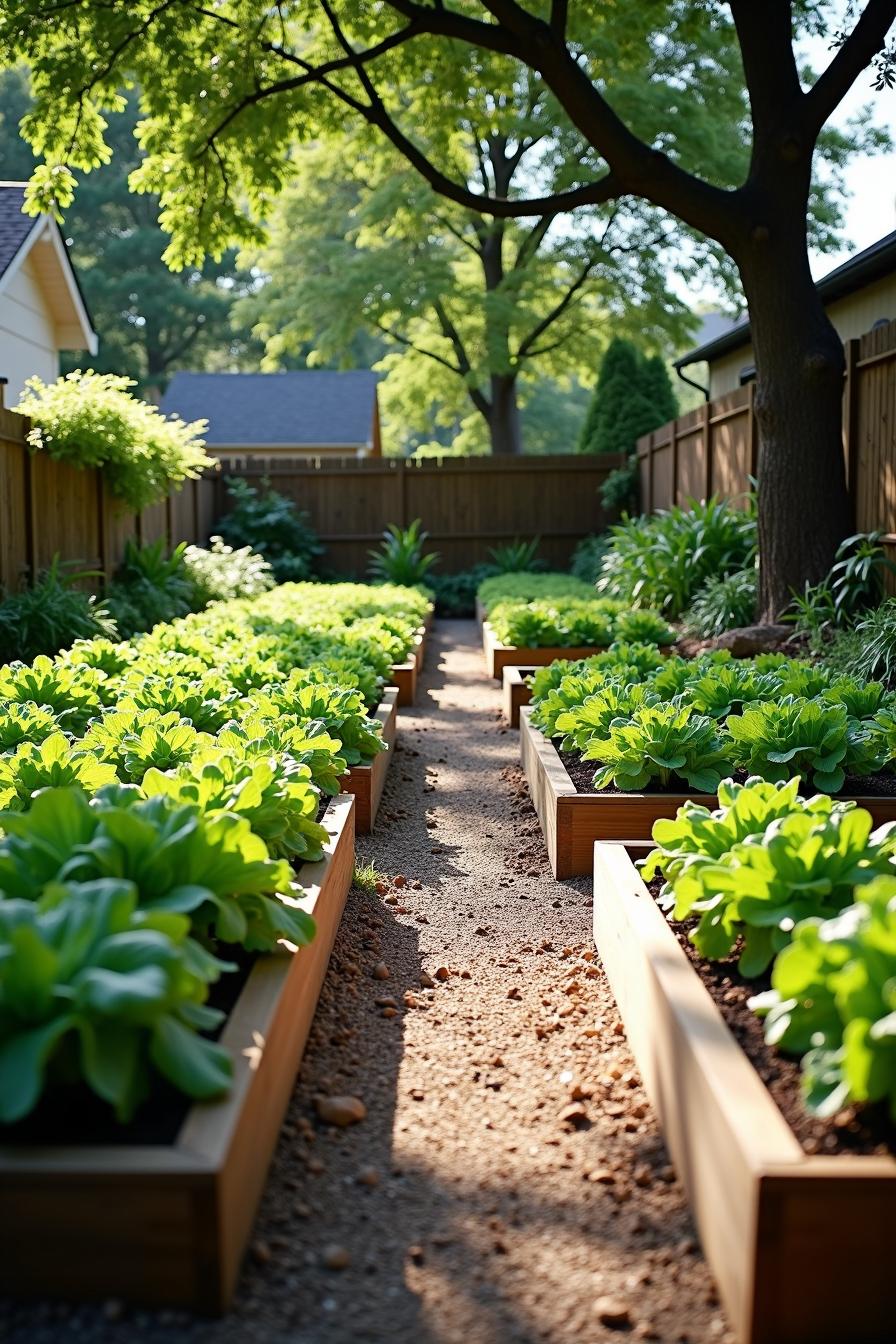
[707,271,896,398]
[0,253,60,403]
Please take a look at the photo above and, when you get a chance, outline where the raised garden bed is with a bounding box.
[502,665,535,727]
[0,793,356,1314]
[592,840,896,1344]
[342,688,398,832]
[521,708,896,879]
[483,620,606,681]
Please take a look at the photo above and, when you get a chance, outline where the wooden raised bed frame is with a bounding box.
[483,619,606,680]
[342,687,398,832]
[0,793,356,1314]
[390,630,424,706]
[593,841,896,1344]
[502,665,535,727]
[521,708,896,879]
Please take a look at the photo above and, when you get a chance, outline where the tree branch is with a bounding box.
[372,319,463,375]
[805,0,896,132]
[515,254,599,361]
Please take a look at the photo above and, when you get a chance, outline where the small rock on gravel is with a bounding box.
[322,1245,351,1271]
[314,1095,367,1127]
[595,1296,633,1329]
[372,961,390,980]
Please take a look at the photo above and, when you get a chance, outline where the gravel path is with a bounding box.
[2,621,732,1344]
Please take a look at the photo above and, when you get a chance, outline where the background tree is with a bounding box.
[5,1,895,614]
[0,72,261,396]
[576,338,678,456]
[239,117,702,456]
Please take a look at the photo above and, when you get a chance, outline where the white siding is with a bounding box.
[0,254,59,404]
[708,272,896,398]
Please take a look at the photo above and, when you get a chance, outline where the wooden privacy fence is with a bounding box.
[637,318,896,533]
[208,452,625,575]
[0,405,216,591]
[0,405,623,587]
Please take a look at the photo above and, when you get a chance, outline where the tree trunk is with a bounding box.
[737,219,852,623]
[488,374,523,455]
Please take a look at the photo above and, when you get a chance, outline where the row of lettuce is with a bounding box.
[478,573,676,649]
[644,777,896,1121]
[530,646,896,795]
[0,581,431,1128]
[522,639,896,1120]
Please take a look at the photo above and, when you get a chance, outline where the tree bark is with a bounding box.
[488,374,523,455]
[736,208,852,623]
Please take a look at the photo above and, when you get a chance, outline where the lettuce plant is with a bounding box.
[0,786,314,953]
[664,806,896,975]
[0,702,62,751]
[216,714,348,796]
[820,677,892,720]
[725,697,850,793]
[0,879,234,1124]
[115,674,243,732]
[751,875,896,1118]
[141,749,329,863]
[613,609,676,646]
[583,703,730,793]
[248,680,384,765]
[0,733,118,810]
[642,776,838,888]
[84,711,212,783]
[554,683,658,753]
[684,663,778,719]
[0,656,104,732]
[489,598,616,649]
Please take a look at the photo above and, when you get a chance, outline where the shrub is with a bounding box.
[0,557,117,662]
[791,532,896,642]
[14,370,213,511]
[578,339,676,456]
[487,538,542,573]
[685,567,758,637]
[216,477,322,581]
[569,534,609,584]
[182,536,275,604]
[368,519,438,586]
[596,496,757,617]
[428,565,496,617]
[106,540,198,638]
[600,459,640,514]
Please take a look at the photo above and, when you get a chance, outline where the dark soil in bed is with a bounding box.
[644,877,896,1158]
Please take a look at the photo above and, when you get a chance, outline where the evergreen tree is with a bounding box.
[578,338,670,456]
[642,355,679,426]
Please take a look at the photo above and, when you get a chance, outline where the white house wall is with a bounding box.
[0,253,60,404]
[708,272,896,398]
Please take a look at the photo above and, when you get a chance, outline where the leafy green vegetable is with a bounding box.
[0,878,234,1123]
[0,787,315,954]
[555,683,658,753]
[0,733,118,810]
[0,702,63,751]
[584,703,729,793]
[141,749,329,863]
[725,697,851,793]
[0,656,105,732]
[751,875,896,1118]
[662,802,895,975]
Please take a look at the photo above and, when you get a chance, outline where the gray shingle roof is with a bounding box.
[0,184,36,279]
[160,371,379,447]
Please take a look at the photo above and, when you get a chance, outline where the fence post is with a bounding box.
[22,442,36,583]
[671,421,679,508]
[702,401,712,501]
[843,337,860,506]
[96,473,109,583]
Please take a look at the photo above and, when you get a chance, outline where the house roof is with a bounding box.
[0,182,98,355]
[677,228,896,369]
[160,370,380,447]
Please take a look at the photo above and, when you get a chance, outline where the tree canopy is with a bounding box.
[0,70,260,394]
